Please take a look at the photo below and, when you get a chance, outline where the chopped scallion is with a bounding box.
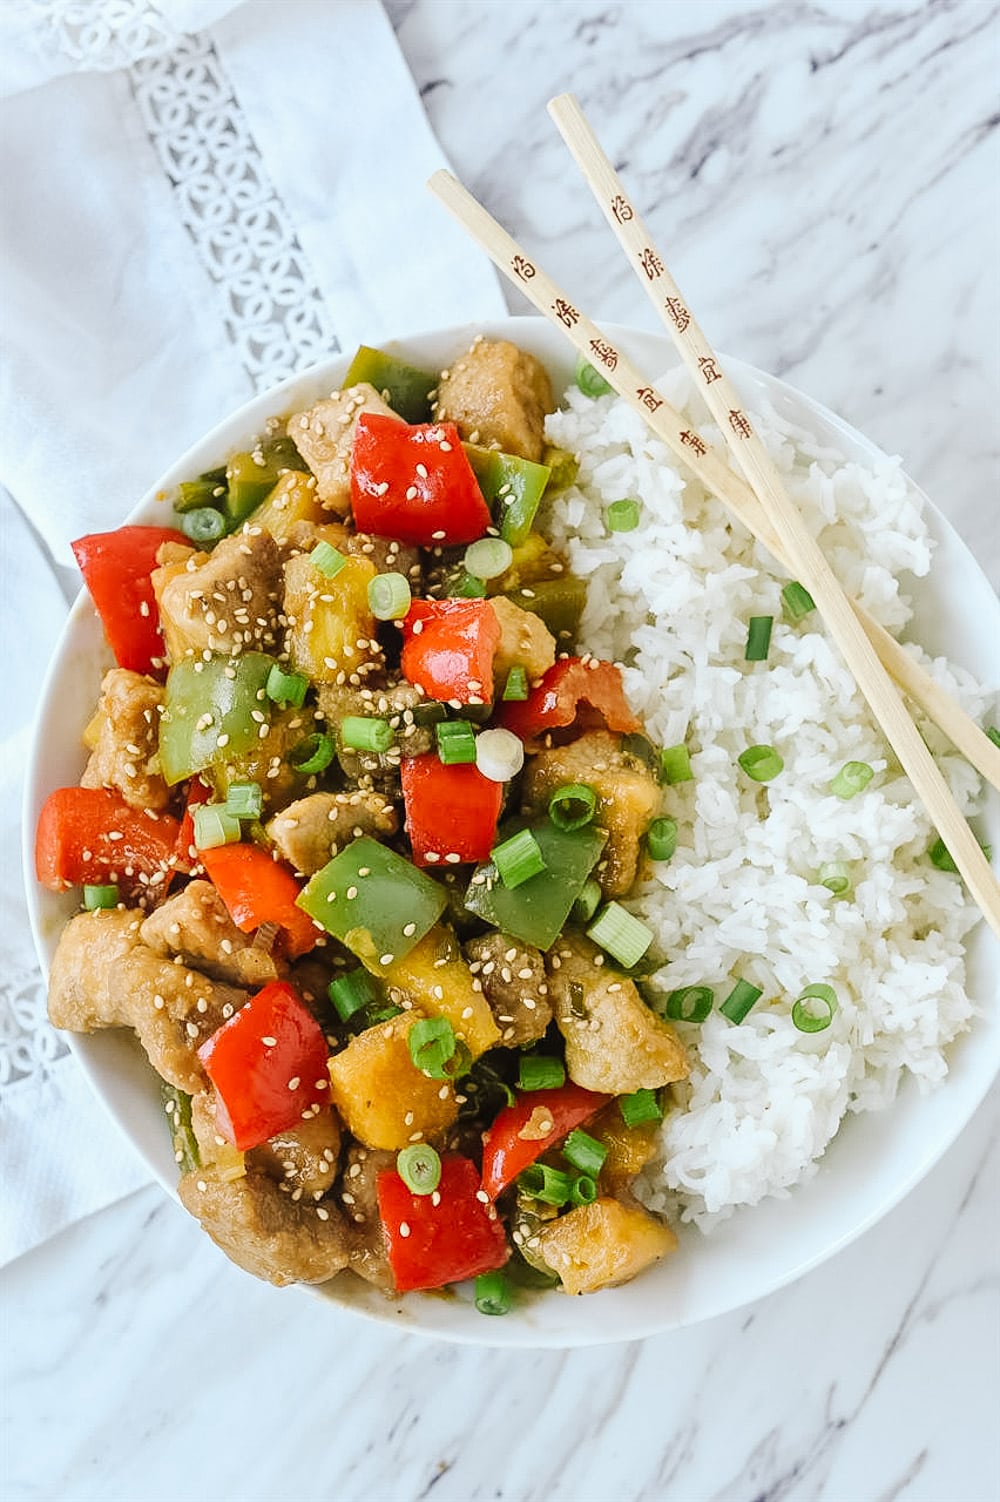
[436,719,477,765]
[986,726,1000,749]
[571,878,602,923]
[782,581,816,621]
[570,1173,598,1207]
[586,902,653,968]
[818,861,853,896]
[619,1089,662,1127]
[645,817,677,862]
[517,1162,573,1206]
[518,1054,566,1091]
[408,1016,457,1078]
[396,1143,442,1195]
[368,571,411,621]
[265,663,309,708]
[454,571,487,598]
[464,537,514,580]
[83,883,119,911]
[340,718,392,755]
[310,540,346,578]
[659,744,693,785]
[548,782,597,832]
[502,665,529,701]
[719,978,763,1024]
[745,615,773,662]
[289,731,336,773]
[738,744,783,782]
[224,781,263,820]
[830,760,873,799]
[607,499,640,532]
[492,828,547,889]
[475,1269,513,1316]
[192,804,242,850]
[928,835,991,873]
[179,506,226,545]
[563,1129,607,1177]
[575,356,612,399]
[792,983,838,1033]
[475,727,524,782]
[328,968,378,1023]
[665,985,714,1022]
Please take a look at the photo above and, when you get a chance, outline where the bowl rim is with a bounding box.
[22,315,1000,1347]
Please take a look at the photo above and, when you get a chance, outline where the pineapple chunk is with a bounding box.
[253,471,327,544]
[383,926,501,1059]
[283,551,379,685]
[587,1102,661,1194]
[326,1013,459,1150]
[537,1196,677,1295]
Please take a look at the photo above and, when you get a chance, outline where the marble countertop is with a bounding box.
[4,2,998,1499]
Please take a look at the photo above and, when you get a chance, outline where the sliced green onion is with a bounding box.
[265,663,308,708]
[575,356,612,399]
[792,983,838,1033]
[224,781,263,820]
[408,1016,457,1078]
[502,665,529,701]
[586,902,653,968]
[179,506,226,544]
[782,581,816,621]
[665,985,714,1023]
[289,731,336,773]
[83,883,119,911]
[659,744,693,785]
[492,829,547,889]
[517,1054,566,1092]
[475,727,523,782]
[548,782,597,832]
[830,760,873,799]
[986,726,1000,749]
[517,1163,573,1206]
[720,977,763,1024]
[619,1089,662,1127]
[738,744,784,782]
[607,499,640,532]
[745,615,773,662]
[475,1269,513,1316]
[328,968,379,1023]
[454,572,487,598]
[192,805,242,850]
[569,1173,598,1207]
[396,1143,442,1195]
[928,836,991,873]
[563,1129,607,1177]
[436,719,477,765]
[310,540,346,578]
[646,817,677,862]
[442,1039,473,1082]
[571,878,602,923]
[818,861,853,896]
[340,718,392,755]
[464,537,514,580]
[368,571,411,621]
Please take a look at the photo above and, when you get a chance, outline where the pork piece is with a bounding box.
[111,945,247,1094]
[339,1141,394,1290]
[521,730,660,897]
[547,934,687,1095]
[250,1107,343,1202]
[285,520,422,586]
[433,338,555,461]
[178,1163,350,1286]
[188,1090,247,1178]
[139,879,283,988]
[266,790,398,877]
[81,668,169,811]
[152,528,282,661]
[536,1194,677,1295]
[287,384,400,515]
[316,681,431,784]
[463,931,552,1047]
[489,597,556,690]
[47,908,145,1031]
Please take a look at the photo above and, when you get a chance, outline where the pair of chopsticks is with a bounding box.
[428,93,1000,937]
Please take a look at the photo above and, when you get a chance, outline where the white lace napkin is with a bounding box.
[0,0,505,1265]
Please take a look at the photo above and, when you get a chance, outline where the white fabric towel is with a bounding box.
[0,0,506,1265]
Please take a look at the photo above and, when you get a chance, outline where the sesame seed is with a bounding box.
[287,1076,301,1090]
[316,1206,330,1221]
[403,922,416,936]
[399,1222,411,1237]
[261,1036,277,1046]
[380,953,394,966]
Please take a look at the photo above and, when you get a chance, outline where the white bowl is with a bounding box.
[24,317,999,1347]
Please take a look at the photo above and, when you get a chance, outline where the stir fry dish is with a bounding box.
[38,337,690,1310]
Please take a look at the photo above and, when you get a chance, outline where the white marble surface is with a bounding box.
[4,2,999,1499]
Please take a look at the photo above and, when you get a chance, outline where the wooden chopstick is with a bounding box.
[426,166,1000,937]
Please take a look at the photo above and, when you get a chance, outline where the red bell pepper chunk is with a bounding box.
[197,980,330,1150]
[351,414,491,547]
[377,1155,510,1293]
[35,786,180,898]
[499,656,641,744]
[199,843,319,959]
[72,526,188,677]
[400,755,503,867]
[401,598,501,707]
[173,776,213,875]
[480,1082,610,1200]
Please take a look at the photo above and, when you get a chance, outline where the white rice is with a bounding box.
[542,370,991,1229]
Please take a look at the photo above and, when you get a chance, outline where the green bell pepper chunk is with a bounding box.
[161,1082,199,1173]
[464,822,608,950]
[297,836,447,973]
[225,435,303,529]
[464,445,551,546]
[159,651,276,786]
[175,467,227,515]
[503,576,588,647]
[343,345,437,423]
